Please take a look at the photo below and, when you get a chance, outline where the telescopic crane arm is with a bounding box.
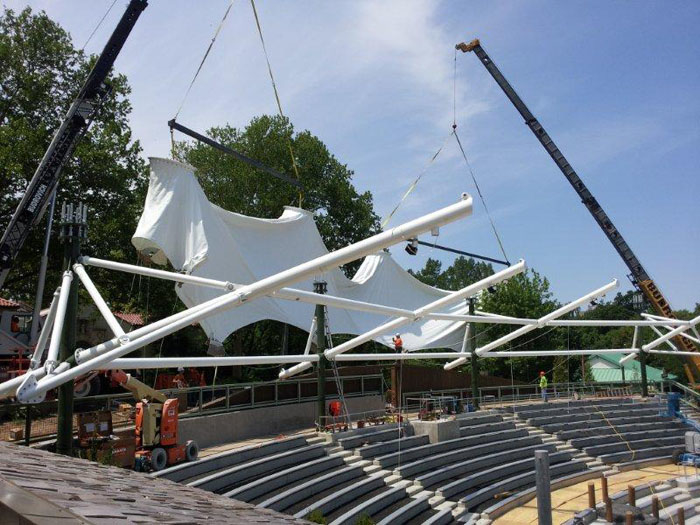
[111,370,168,404]
[0,0,148,290]
[457,38,700,380]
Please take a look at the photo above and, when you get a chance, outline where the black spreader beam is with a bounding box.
[168,119,303,190]
[416,240,509,266]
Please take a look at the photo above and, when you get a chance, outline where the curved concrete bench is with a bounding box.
[293,475,386,519]
[460,420,515,437]
[571,428,687,449]
[598,445,683,464]
[584,436,684,457]
[152,435,307,482]
[515,400,644,419]
[189,442,327,493]
[394,435,543,478]
[527,407,659,427]
[510,398,632,414]
[329,485,406,525]
[376,494,431,525]
[422,508,457,525]
[544,414,672,434]
[458,459,588,511]
[558,420,686,441]
[259,464,364,512]
[414,442,557,490]
[355,434,429,459]
[338,425,411,449]
[223,455,344,501]
[375,428,529,469]
[436,450,573,500]
[456,413,503,427]
[328,422,400,444]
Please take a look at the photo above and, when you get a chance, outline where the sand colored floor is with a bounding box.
[494,463,687,525]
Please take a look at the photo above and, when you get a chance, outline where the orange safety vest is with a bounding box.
[393,337,403,349]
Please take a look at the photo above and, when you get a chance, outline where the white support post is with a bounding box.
[619,326,642,366]
[29,288,60,370]
[73,264,126,339]
[44,271,73,374]
[16,194,473,403]
[303,317,318,356]
[475,280,618,357]
[324,260,526,361]
[642,315,700,351]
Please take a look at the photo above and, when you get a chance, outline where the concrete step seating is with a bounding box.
[598,445,683,464]
[542,414,673,434]
[374,428,530,470]
[422,508,458,525]
[558,420,687,441]
[188,442,327,493]
[292,474,387,520]
[222,455,345,502]
[507,398,634,415]
[457,459,589,511]
[583,435,685,457]
[375,494,433,525]
[525,407,661,428]
[571,428,687,449]
[459,420,515,438]
[258,464,365,513]
[514,400,644,418]
[414,442,558,491]
[455,411,503,426]
[353,434,430,459]
[152,435,307,483]
[336,425,412,450]
[329,485,407,525]
[436,450,574,500]
[394,435,545,479]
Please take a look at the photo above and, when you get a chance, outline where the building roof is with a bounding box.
[588,352,676,383]
[114,311,145,326]
[0,297,31,311]
[0,441,307,524]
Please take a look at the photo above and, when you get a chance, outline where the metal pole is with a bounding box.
[639,349,649,397]
[534,450,552,525]
[468,299,479,410]
[30,189,57,345]
[56,202,86,455]
[314,281,327,430]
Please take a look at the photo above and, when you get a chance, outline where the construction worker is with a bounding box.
[173,367,187,389]
[392,333,403,352]
[10,315,20,334]
[539,371,548,402]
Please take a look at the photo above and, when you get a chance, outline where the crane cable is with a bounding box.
[249,0,303,207]
[171,0,236,154]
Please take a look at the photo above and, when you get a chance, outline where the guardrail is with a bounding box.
[0,373,387,442]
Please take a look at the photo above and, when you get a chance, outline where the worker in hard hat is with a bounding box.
[173,367,187,389]
[539,371,548,402]
[392,333,403,352]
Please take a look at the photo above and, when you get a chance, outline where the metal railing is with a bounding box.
[0,373,386,442]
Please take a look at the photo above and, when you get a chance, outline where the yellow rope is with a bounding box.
[249,0,303,207]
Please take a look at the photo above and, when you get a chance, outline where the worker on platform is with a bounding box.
[392,333,403,352]
[10,315,20,334]
[539,371,548,402]
[173,367,187,389]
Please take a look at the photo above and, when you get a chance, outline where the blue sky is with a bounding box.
[8,0,700,309]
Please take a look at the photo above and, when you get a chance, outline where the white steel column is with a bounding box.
[44,272,73,374]
[73,264,125,338]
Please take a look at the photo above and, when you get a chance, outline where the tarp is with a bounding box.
[132,157,469,351]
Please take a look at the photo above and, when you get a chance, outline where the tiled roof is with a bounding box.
[0,297,22,308]
[0,441,308,524]
[114,311,145,326]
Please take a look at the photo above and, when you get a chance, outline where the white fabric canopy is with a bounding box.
[132,157,469,351]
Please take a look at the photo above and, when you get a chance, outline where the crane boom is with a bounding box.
[0,0,148,290]
[457,39,699,379]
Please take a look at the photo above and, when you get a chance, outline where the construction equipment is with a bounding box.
[111,370,198,471]
[456,38,700,383]
[0,0,148,290]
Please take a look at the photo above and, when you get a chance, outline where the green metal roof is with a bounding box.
[588,352,676,383]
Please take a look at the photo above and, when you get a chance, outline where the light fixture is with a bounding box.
[405,239,418,256]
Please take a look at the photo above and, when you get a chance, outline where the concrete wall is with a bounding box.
[179,395,385,449]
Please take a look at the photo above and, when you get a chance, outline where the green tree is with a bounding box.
[0,7,148,312]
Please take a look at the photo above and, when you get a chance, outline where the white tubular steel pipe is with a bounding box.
[641,313,700,345]
[473,309,689,328]
[29,287,61,370]
[648,349,700,357]
[80,256,235,291]
[649,325,679,349]
[303,317,318,356]
[279,361,313,379]
[44,271,73,372]
[73,264,125,339]
[619,327,642,366]
[108,355,319,369]
[17,195,473,402]
[642,315,700,351]
[474,279,619,358]
[334,352,468,361]
[483,349,636,357]
[324,260,526,361]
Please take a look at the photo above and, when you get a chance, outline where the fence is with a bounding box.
[0,373,386,443]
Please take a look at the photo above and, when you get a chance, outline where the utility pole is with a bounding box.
[468,298,479,410]
[639,349,649,397]
[55,202,86,456]
[314,281,327,430]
